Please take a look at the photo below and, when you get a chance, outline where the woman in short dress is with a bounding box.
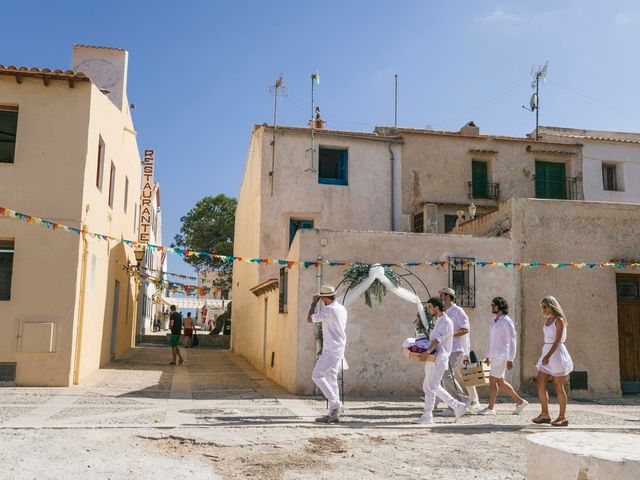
[532,296,574,426]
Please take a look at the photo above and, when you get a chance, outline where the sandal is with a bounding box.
[551,417,569,427]
[532,413,551,424]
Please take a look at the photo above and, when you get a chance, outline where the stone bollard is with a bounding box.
[526,432,640,480]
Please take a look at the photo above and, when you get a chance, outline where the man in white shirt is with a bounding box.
[307,284,348,424]
[415,297,470,424]
[479,297,529,416]
[439,287,480,412]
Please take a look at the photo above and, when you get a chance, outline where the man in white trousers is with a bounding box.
[439,287,480,412]
[307,284,348,424]
[415,297,470,424]
[478,296,529,416]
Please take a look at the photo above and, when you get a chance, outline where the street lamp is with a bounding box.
[468,202,477,220]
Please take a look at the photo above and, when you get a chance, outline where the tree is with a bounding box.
[174,195,237,296]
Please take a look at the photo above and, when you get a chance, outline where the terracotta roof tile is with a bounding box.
[0,64,90,83]
[73,44,126,52]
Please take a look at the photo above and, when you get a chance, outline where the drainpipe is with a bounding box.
[315,255,323,356]
[387,142,395,231]
[72,222,89,385]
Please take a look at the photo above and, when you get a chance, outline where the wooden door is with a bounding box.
[617,274,640,393]
[472,160,488,198]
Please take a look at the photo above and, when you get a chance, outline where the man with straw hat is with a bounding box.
[439,287,480,413]
[307,284,348,424]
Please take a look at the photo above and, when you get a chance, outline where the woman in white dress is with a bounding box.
[532,296,574,427]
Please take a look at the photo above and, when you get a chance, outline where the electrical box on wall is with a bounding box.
[20,323,56,353]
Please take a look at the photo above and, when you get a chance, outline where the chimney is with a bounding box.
[72,44,129,111]
[308,106,325,129]
[460,121,479,136]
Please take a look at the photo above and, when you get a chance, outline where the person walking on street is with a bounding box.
[415,297,470,424]
[308,285,347,424]
[168,305,184,365]
[183,312,194,347]
[532,296,573,427]
[479,297,528,416]
[439,287,480,412]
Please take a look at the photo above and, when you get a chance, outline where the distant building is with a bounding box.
[0,45,144,386]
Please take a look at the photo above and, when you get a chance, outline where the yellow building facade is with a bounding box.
[0,45,143,386]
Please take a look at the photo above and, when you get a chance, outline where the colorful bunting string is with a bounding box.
[2,206,640,271]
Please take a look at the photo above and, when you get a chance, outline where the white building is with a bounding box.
[537,126,640,203]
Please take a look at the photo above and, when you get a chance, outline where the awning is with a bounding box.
[160,296,227,310]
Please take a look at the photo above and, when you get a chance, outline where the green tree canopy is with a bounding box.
[173,194,237,272]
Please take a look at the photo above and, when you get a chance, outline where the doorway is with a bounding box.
[110,280,121,360]
[616,274,640,393]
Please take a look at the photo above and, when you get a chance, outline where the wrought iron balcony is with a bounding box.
[467,182,500,200]
[534,176,578,200]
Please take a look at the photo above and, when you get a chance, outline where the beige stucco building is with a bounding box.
[232,123,639,398]
[0,45,145,386]
[376,123,583,233]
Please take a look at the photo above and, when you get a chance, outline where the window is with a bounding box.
[124,176,129,213]
[289,218,314,246]
[278,267,288,313]
[108,162,116,208]
[0,241,15,300]
[318,147,348,185]
[602,164,618,191]
[0,107,18,164]
[96,137,105,190]
[412,212,424,233]
[448,256,475,307]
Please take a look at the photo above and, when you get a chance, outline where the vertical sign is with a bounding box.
[138,149,155,244]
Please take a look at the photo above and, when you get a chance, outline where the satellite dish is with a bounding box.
[530,93,538,111]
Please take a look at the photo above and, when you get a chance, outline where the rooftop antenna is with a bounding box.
[522,61,548,141]
[306,71,320,172]
[268,75,287,196]
[394,74,398,128]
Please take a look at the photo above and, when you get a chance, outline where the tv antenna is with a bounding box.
[522,61,548,141]
[306,71,320,172]
[268,75,287,196]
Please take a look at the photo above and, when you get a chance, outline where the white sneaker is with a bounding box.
[469,402,481,414]
[478,407,496,416]
[438,409,456,417]
[454,399,471,421]
[514,399,529,415]
[414,415,433,424]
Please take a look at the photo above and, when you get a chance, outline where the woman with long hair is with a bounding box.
[532,296,574,426]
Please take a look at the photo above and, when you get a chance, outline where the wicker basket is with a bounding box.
[402,347,435,362]
[461,362,491,387]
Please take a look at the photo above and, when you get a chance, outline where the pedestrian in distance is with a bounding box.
[478,297,528,416]
[532,296,574,427]
[168,305,184,365]
[415,297,470,424]
[307,285,348,424]
[183,312,194,348]
[439,287,481,413]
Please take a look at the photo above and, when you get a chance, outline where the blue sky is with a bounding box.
[3,1,640,278]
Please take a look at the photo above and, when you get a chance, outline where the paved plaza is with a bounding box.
[0,345,638,479]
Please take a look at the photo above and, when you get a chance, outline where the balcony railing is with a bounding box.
[534,177,578,200]
[467,182,500,200]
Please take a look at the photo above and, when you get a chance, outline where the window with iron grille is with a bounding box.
[448,256,476,308]
[412,212,424,233]
[278,266,288,314]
